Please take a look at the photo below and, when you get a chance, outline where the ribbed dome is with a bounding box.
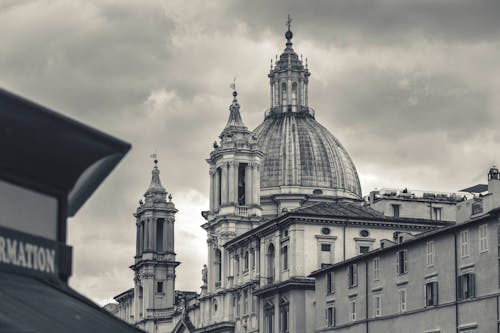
[253,111,362,199]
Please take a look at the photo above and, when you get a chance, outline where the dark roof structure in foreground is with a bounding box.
[0,271,144,333]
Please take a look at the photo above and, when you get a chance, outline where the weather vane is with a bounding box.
[286,14,292,31]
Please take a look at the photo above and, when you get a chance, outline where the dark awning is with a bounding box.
[0,88,131,216]
[0,271,144,333]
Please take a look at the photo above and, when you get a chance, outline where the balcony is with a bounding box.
[236,206,248,217]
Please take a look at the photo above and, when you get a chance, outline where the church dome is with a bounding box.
[253,19,362,200]
[253,111,361,199]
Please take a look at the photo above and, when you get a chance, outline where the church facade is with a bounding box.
[108,24,472,333]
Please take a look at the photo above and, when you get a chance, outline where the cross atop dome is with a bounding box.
[285,14,293,43]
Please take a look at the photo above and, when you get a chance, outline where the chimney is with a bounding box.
[488,165,500,196]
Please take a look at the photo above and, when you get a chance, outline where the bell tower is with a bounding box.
[202,88,264,293]
[132,159,179,332]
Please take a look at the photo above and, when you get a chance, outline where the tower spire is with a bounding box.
[145,156,166,196]
[220,79,249,138]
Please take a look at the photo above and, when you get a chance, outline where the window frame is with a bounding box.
[326,271,335,294]
[326,306,336,327]
[396,249,408,275]
[399,289,407,313]
[424,281,439,307]
[348,263,358,288]
[350,300,357,321]
[479,224,488,253]
[374,294,382,317]
[373,257,380,281]
[426,241,435,267]
[460,230,470,258]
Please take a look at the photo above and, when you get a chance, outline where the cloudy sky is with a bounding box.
[1,0,499,305]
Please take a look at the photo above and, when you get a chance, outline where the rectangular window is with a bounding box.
[281,246,289,270]
[156,281,163,293]
[433,207,442,221]
[326,271,335,294]
[392,204,400,217]
[243,290,248,314]
[425,281,439,307]
[457,273,476,300]
[426,241,434,267]
[236,293,241,317]
[348,264,358,287]
[479,224,488,253]
[374,294,382,317]
[373,258,380,281]
[399,289,407,312]
[326,306,335,327]
[396,250,408,275]
[321,244,331,251]
[350,300,357,321]
[460,230,470,258]
[359,246,370,254]
[280,303,289,333]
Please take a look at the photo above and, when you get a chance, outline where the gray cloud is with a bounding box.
[1,0,499,305]
[229,0,500,45]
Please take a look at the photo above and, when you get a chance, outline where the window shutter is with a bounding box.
[333,307,336,326]
[324,309,328,326]
[457,275,463,300]
[433,282,439,305]
[354,264,358,286]
[396,252,400,275]
[404,250,408,273]
[469,273,476,298]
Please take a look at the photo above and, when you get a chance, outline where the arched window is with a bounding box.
[214,249,222,286]
[291,82,297,106]
[264,300,275,333]
[280,297,289,333]
[267,243,275,284]
[281,83,287,105]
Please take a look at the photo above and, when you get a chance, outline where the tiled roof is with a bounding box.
[460,184,488,193]
[291,201,385,219]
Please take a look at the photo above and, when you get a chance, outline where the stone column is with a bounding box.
[221,163,228,205]
[215,169,221,210]
[305,82,308,107]
[149,219,154,252]
[166,267,175,307]
[152,218,157,252]
[143,220,149,251]
[228,162,235,204]
[245,164,253,206]
[207,239,214,293]
[137,222,141,256]
[270,81,273,107]
[252,164,260,205]
[209,169,215,211]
